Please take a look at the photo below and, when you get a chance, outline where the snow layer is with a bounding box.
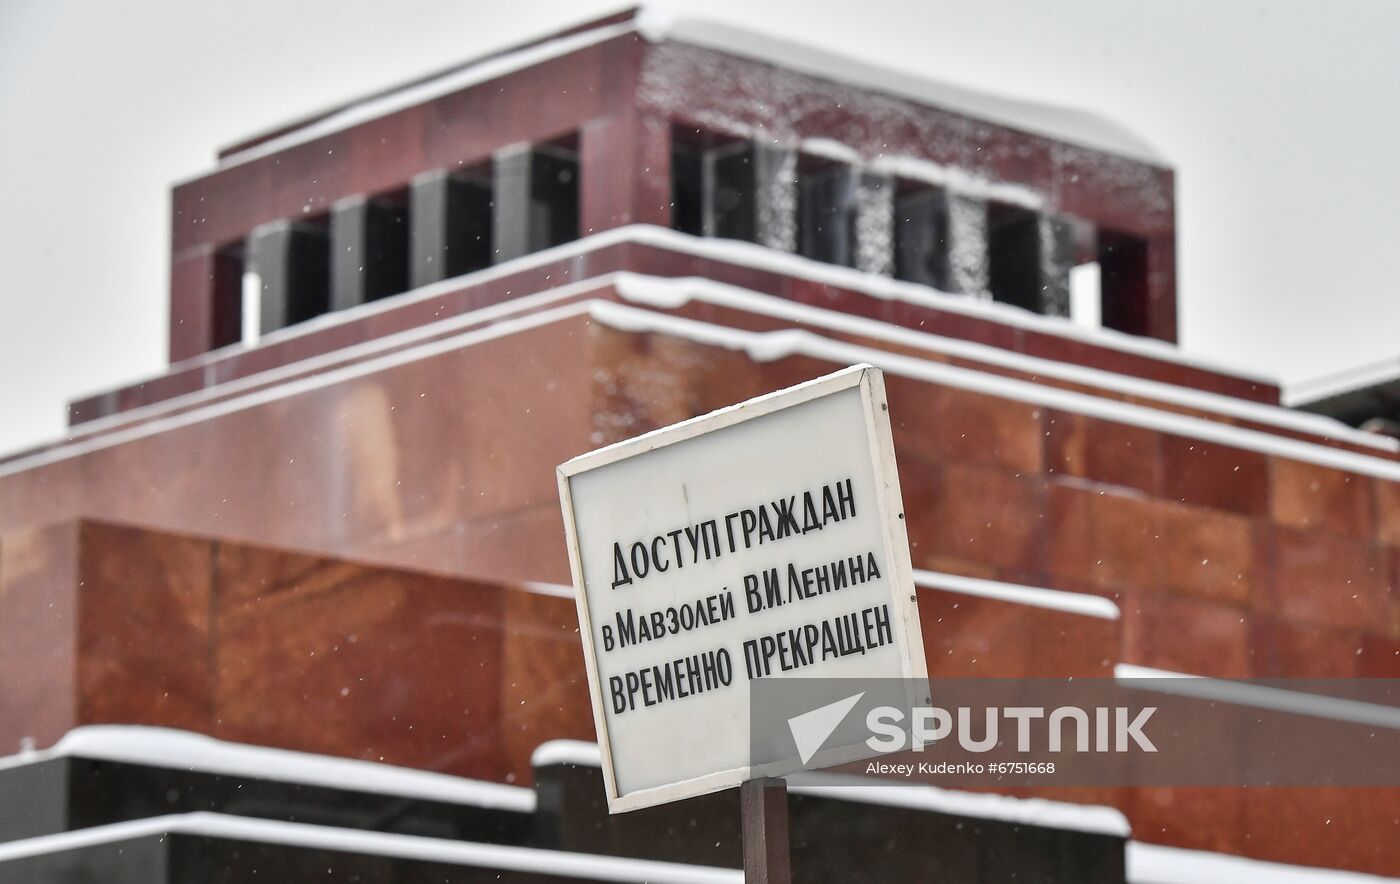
[533,739,605,769]
[529,740,1130,836]
[609,271,1392,453]
[522,580,577,599]
[873,154,1043,210]
[634,7,1162,164]
[215,7,1159,172]
[75,223,1304,446]
[0,812,743,883]
[853,172,894,276]
[913,569,1120,621]
[799,137,862,164]
[605,228,1268,383]
[0,725,534,812]
[13,255,1396,491]
[946,191,992,296]
[0,297,603,480]
[789,771,1131,837]
[1127,841,1400,884]
[1285,356,1400,407]
[587,301,1400,483]
[1115,665,1400,731]
[213,21,637,172]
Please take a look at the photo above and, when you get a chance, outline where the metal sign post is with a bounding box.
[741,777,791,884]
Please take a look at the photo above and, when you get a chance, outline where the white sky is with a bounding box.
[1,0,1397,456]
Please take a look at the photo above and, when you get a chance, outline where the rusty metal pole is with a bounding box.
[740,777,792,884]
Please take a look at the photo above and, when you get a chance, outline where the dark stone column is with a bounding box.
[331,193,409,310]
[410,171,450,289]
[492,147,532,264]
[492,145,579,264]
[410,170,493,289]
[330,196,369,311]
[247,219,329,335]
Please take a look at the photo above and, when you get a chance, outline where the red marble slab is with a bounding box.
[1371,478,1400,547]
[1120,592,1251,678]
[1268,527,1391,633]
[1271,458,1375,538]
[903,462,1047,585]
[1152,501,1255,606]
[890,379,1044,475]
[1159,435,1270,517]
[1043,482,1157,599]
[1241,787,1400,878]
[0,521,80,753]
[1043,409,1162,497]
[1249,617,1362,678]
[1130,787,1243,858]
[76,522,214,733]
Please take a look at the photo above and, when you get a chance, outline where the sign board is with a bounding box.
[557,364,928,812]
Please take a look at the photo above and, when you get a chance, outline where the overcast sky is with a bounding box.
[2,0,1397,456]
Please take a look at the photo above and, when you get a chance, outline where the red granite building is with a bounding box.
[1,8,1398,881]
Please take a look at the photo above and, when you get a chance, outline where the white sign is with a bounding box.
[557,364,928,812]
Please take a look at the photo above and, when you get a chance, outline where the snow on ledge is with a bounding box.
[913,569,1120,621]
[1127,841,1400,884]
[528,741,1129,838]
[522,580,576,599]
[789,771,1130,837]
[1115,665,1400,731]
[634,7,1162,164]
[1285,356,1400,408]
[610,271,1391,455]
[71,223,1297,450]
[533,739,604,769]
[213,6,1160,175]
[0,726,534,813]
[16,283,1394,499]
[0,812,744,883]
[587,301,1400,483]
[799,136,863,164]
[871,154,1043,209]
[213,21,638,172]
[611,228,1275,387]
[0,299,598,478]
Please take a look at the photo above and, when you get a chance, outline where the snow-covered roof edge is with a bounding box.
[913,569,1121,621]
[529,740,1129,837]
[635,6,1164,164]
[213,6,1162,173]
[1127,841,1400,884]
[0,813,746,883]
[0,725,534,813]
[1284,356,1400,408]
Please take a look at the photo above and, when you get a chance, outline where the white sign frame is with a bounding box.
[557,363,927,812]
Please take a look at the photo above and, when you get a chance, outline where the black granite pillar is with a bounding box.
[247,218,329,334]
